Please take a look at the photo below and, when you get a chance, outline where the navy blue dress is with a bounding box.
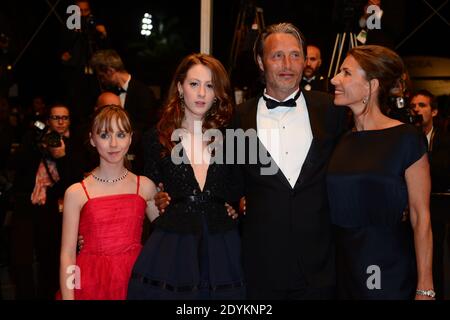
[127,129,245,300]
[327,124,427,300]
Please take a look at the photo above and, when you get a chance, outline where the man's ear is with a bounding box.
[432,108,438,118]
[106,67,116,77]
[257,55,265,72]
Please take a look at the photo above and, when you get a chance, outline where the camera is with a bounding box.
[388,96,423,126]
[34,120,62,149]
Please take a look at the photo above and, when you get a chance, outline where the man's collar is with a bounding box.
[263,88,300,102]
[302,75,317,83]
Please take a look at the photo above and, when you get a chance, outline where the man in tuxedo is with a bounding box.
[90,49,158,173]
[234,23,346,299]
[411,90,450,299]
[300,45,328,92]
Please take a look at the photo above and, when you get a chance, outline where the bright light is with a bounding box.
[140,12,153,37]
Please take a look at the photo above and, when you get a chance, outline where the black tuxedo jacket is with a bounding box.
[124,77,158,132]
[300,74,329,93]
[234,90,346,291]
[429,128,450,225]
[124,77,159,174]
[429,128,450,193]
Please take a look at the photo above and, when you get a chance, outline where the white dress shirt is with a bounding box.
[426,126,434,149]
[257,89,313,188]
[119,74,131,107]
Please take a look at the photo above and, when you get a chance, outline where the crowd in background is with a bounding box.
[0,0,449,300]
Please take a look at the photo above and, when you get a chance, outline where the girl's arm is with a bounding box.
[59,183,83,300]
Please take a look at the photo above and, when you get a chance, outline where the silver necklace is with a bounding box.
[91,169,128,183]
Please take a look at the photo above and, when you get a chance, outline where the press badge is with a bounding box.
[357,29,368,44]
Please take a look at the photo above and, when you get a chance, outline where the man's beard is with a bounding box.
[303,67,314,78]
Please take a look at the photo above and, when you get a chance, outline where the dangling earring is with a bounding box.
[179,92,185,109]
[362,97,368,105]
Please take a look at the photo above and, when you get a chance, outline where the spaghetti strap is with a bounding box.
[80,180,90,200]
[136,175,140,195]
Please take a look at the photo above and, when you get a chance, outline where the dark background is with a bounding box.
[1,0,448,104]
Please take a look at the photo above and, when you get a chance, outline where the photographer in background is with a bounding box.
[61,0,108,66]
[386,71,424,127]
[410,90,450,299]
[356,0,405,48]
[59,0,109,126]
[10,104,84,299]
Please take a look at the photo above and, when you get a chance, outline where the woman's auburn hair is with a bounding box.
[348,45,406,113]
[91,104,132,134]
[157,53,235,156]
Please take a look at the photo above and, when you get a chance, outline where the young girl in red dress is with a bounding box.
[59,105,158,300]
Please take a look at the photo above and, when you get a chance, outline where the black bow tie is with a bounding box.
[263,90,301,109]
[116,87,127,95]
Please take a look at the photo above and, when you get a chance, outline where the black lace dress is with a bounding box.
[128,129,245,300]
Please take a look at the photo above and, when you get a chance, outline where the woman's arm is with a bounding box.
[140,176,159,222]
[59,184,82,300]
[405,154,434,300]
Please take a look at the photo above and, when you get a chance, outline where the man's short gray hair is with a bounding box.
[253,22,307,64]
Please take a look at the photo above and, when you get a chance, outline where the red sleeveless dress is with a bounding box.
[73,176,146,300]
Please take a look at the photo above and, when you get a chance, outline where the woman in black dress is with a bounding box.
[127,53,245,299]
[327,45,434,299]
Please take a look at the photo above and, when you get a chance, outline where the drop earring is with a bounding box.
[179,92,185,110]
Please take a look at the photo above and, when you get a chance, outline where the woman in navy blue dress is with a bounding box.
[127,53,245,299]
[327,45,434,299]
